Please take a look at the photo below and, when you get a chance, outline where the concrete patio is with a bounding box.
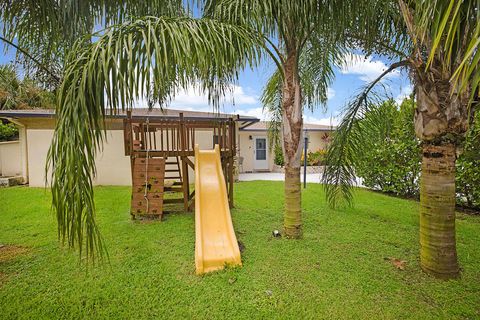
[238,172,364,186]
[239,172,322,183]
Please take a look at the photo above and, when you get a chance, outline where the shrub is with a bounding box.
[356,99,421,198]
[456,159,480,209]
[0,121,18,141]
[307,149,327,166]
[357,138,421,197]
[456,112,480,209]
[274,144,284,166]
[355,98,480,209]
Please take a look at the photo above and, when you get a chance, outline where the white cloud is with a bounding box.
[170,84,258,108]
[341,53,400,82]
[233,88,335,121]
[304,114,340,127]
[130,83,259,112]
[327,88,335,100]
[129,83,337,123]
[395,85,413,105]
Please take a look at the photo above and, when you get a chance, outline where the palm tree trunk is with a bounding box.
[420,143,459,278]
[413,64,466,278]
[282,49,303,238]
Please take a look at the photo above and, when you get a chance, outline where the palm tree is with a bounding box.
[1,0,262,260]
[51,17,261,259]
[324,0,479,279]
[3,1,261,258]
[0,64,56,110]
[204,0,390,238]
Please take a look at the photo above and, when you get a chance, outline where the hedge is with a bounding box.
[355,98,479,210]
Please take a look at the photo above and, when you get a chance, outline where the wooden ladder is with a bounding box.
[163,156,185,204]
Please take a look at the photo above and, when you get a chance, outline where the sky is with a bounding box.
[0,33,412,127]
[152,52,412,126]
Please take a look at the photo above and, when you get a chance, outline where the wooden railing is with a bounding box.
[124,113,236,158]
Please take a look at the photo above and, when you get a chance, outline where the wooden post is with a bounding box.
[228,118,235,208]
[222,122,228,186]
[126,110,135,219]
[124,110,133,156]
[179,113,190,211]
[140,123,147,151]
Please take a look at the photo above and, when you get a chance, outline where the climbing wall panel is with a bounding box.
[131,157,165,219]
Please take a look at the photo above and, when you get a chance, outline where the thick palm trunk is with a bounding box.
[420,143,459,278]
[414,65,467,278]
[282,49,303,238]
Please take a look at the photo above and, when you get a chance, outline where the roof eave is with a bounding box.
[0,111,260,123]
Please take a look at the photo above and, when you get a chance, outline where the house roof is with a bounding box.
[240,121,335,131]
[0,109,336,131]
[0,108,259,129]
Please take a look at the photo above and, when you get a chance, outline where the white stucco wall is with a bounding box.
[13,118,332,184]
[306,131,332,152]
[27,129,132,187]
[25,128,217,187]
[26,129,52,186]
[94,130,133,185]
[0,141,22,177]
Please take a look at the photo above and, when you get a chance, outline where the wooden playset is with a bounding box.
[123,111,236,220]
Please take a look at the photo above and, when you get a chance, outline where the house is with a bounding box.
[0,109,334,186]
[238,121,334,172]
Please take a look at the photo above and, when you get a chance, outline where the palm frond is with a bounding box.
[205,0,335,41]
[0,0,184,45]
[47,16,261,261]
[205,0,404,57]
[0,64,55,110]
[323,60,410,207]
[0,0,184,85]
[346,0,410,59]
[405,0,480,106]
[260,38,346,149]
[301,37,347,111]
[261,69,283,149]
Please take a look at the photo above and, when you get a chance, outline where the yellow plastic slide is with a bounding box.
[194,144,242,274]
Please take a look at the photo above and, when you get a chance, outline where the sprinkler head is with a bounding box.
[272,230,281,238]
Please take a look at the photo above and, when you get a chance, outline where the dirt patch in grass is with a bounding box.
[0,245,29,287]
[0,244,29,263]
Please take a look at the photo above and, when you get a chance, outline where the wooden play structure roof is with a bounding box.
[0,108,259,129]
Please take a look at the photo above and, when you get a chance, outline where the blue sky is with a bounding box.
[163,52,412,125]
[0,39,412,126]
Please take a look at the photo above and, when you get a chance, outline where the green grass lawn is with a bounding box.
[1,181,479,319]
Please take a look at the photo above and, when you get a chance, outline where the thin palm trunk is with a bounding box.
[420,143,459,278]
[282,49,303,238]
